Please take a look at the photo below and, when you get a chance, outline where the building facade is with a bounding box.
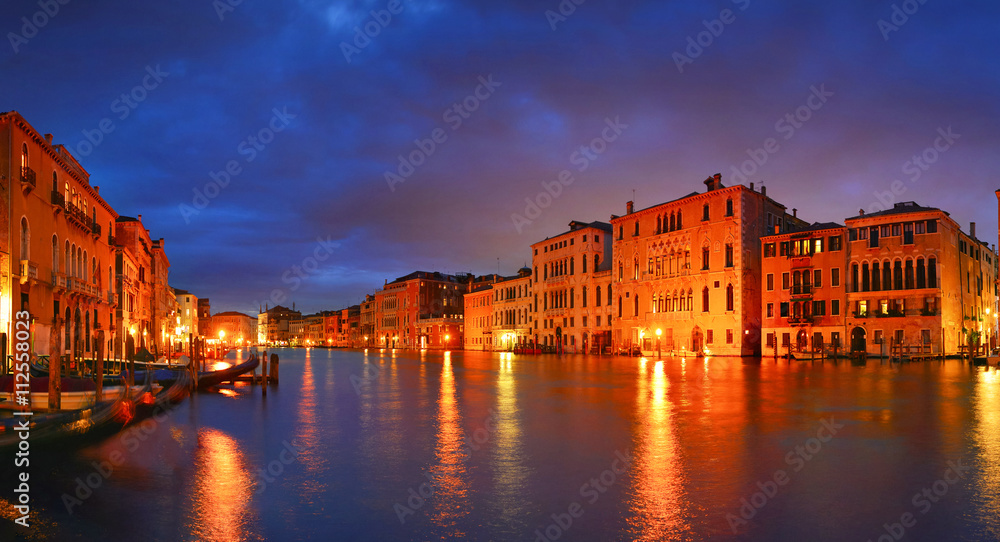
[173,288,199,353]
[1,111,120,363]
[611,175,803,356]
[464,279,496,351]
[212,310,256,347]
[531,221,614,353]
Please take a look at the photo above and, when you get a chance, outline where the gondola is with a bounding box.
[0,373,152,453]
[196,354,259,389]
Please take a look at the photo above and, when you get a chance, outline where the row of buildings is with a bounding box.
[290,174,996,358]
[2,111,179,363]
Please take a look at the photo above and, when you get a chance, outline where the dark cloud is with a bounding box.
[4,0,998,314]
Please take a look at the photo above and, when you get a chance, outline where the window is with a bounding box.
[633,258,639,280]
[726,329,734,344]
[928,257,937,288]
[766,303,774,318]
[634,294,639,316]
[782,273,790,290]
[921,329,931,345]
[829,235,842,251]
[582,286,588,307]
[570,258,575,275]
[813,269,822,288]
[725,244,734,267]
[725,198,733,217]
[703,204,710,221]
[608,287,612,306]
[813,300,826,316]
[831,300,840,316]
[903,223,914,245]
[926,220,937,233]
[19,217,29,260]
[726,284,734,311]
[634,221,639,237]
[676,211,682,229]
[780,302,789,317]
[707,330,714,344]
[570,288,575,308]
[915,222,925,234]
[618,296,622,317]
[874,330,884,345]
[702,247,710,270]
[892,224,901,237]
[702,287,709,312]
[595,286,601,306]
[767,274,774,291]
[780,242,789,256]
[619,225,624,240]
[764,243,776,257]
[870,227,879,248]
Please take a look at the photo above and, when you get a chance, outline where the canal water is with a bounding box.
[3,348,1000,541]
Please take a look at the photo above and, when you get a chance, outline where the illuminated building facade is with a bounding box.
[173,287,199,352]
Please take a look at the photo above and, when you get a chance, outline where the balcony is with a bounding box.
[108,234,116,246]
[20,166,36,193]
[107,291,118,305]
[51,190,65,211]
[92,222,102,238]
[790,257,811,269]
[787,315,813,326]
[791,285,813,299]
[51,271,68,291]
[19,260,38,284]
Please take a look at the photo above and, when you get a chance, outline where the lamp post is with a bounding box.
[445,334,450,351]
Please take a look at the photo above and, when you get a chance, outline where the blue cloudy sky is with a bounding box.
[3,0,999,314]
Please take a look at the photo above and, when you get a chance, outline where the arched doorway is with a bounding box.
[797,330,809,352]
[851,327,867,353]
[691,327,704,354]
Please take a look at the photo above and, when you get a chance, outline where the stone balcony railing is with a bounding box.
[19,260,38,284]
[20,166,36,192]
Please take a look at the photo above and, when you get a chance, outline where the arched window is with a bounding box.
[619,225,624,240]
[19,217,29,260]
[651,293,657,313]
[676,210,682,229]
[594,254,599,271]
[607,286,612,306]
[634,294,639,317]
[64,241,70,275]
[83,250,88,281]
[52,235,59,273]
[582,286,588,308]
[882,260,891,291]
[726,283,734,311]
[862,263,870,292]
[52,171,58,193]
[92,257,98,285]
[581,254,587,274]
[702,287,710,312]
[687,288,693,311]
[916,257,926,289]
[872,262,881,291]
[905,259,914,289]
[702,204,710,221]
[852,263,859,292]
[670,212,676,232]
[928,257,937,288]
[21,143,28,169]
[634,221,639,237]
[595,286,602,306]
[618,296,623,318]
[656,216,662,234]
[726,198,734,217]
[633,258,639,280]
[893,260,903,290]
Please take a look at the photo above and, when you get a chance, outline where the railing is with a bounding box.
[51,190,65,208]
[51,271,67,290]
[91,222,102,237]
[787,315,813,325]
[791,285,812,297]
[108,234,116,245]
[20,166,36,191]
[19,260,38,283]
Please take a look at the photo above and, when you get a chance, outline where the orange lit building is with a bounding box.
[173,287,199,352]
[531,220,614,353]
[492,268,534,351]
[115,215,156,352]
[761,222,848,356]
[211,310,255,347]
[843,203,996,356]
[611,174,803,356]
[1,111,119,363]
[464,278,495,351]
[373,271,469,349]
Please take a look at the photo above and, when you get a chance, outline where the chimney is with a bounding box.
[761,185,767,197]
[704,174,721,192]
[626,201,634,214]
[793,208,797,218]
[859,209,865,216]
[44,133,53,144]
[138,214,143,222]
[971,222,976,239]
[750,182,754,191]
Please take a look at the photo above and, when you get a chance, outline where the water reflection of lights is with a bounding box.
[190,429,255,542]
[295,356,325,498]
[628,357,688,540]
[429,355,470,534]
[490,355,527,529]
[973,369,1000,529]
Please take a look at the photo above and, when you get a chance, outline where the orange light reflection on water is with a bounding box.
[190,429,255,542]
[628,359,689,541]
[429,353,471,535]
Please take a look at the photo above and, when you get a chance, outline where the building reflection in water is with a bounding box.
[627,359,690,541]
[294,352,326,502]
[429,352,471,535]
[190,429,255,542]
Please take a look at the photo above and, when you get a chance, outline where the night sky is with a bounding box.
[4,0,998,315]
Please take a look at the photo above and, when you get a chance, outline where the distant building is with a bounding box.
[173,288,198,352]
[611,175,804,356]
[360,294,376,347]
[211,311,255,347]
[464,278,495,351]
[197,298,211,338]
[374,271,469,349]
[258,304,301,345]
[531,220,614,353]
[492,268,535,351]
